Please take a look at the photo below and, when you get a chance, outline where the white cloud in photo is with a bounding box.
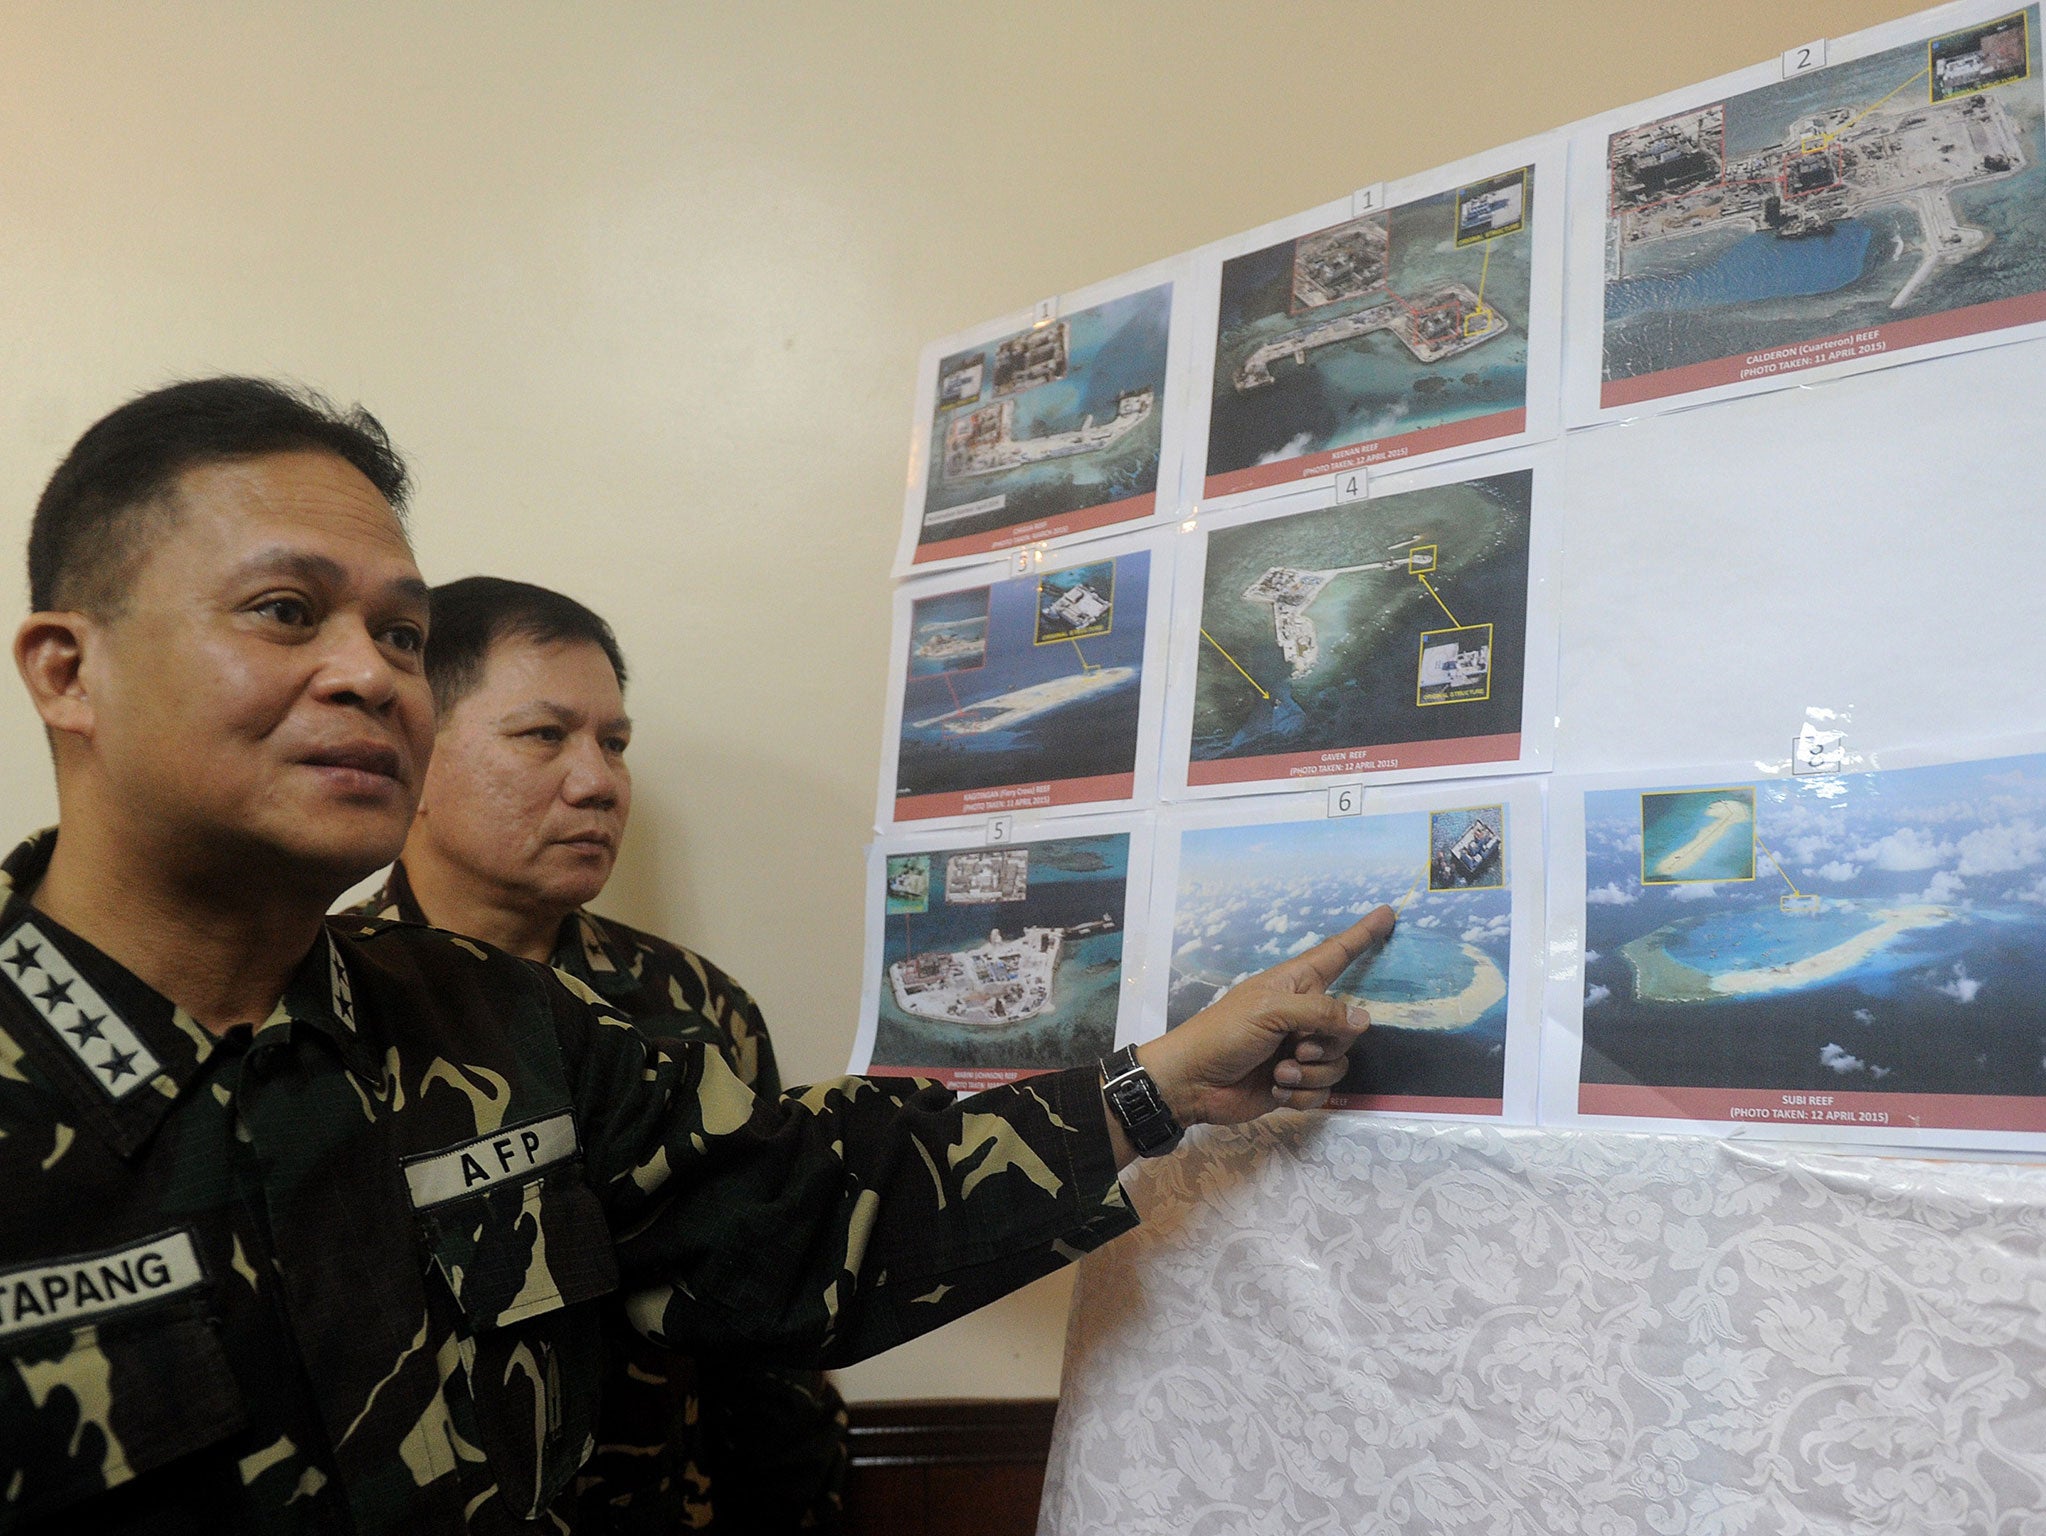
[1669,882,1721,902]
[1852,1008,1874,1025]
[1285,931,1324,959]
[1855,826,1951,872]
[1820,1043,1866,1075]
[1955,819,2046,878]
[1175,938,1202,957]
[1262,911,1292,935]
[1586,882,1636,906]
[1255,431,1315,466]
[1583,950,1601,964]
[1918,870,1966,904]
[1812,860,1860,883]
[1935,961,1982,1004]
[1584,983,1611,1008]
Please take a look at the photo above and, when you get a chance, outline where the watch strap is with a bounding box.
[1099,1045,1185,1157]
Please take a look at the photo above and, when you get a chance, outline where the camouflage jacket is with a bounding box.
[356,864,847,1534]
[0,831,1136,1534]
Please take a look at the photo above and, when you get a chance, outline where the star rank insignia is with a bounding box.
[0,921,160,1098]
[326,933,358,1033]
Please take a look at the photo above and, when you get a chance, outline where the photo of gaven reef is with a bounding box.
[1188,471,1530,778]
[1205,169,1535,492]
[1579,752,2046,1111]
[1603,7,2046,389]
[871,836,1129,1078]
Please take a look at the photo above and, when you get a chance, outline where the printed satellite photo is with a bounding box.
[1186,470,1532,785]
[1577,751,2046,1131]
[1206,169,1536,497]
[1168,809,1513,1111]
[1600,7,2046,404]
[917,285,1173,561]
[872,835,1130,1084]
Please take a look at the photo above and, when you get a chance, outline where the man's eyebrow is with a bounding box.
[228,548,430,607]
[229,547,348,586]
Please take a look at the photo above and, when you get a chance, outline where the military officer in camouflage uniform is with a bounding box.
[353,575,848,1532]
[0,377,1392,1534]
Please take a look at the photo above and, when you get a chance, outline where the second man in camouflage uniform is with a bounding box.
[354,575,847,1532]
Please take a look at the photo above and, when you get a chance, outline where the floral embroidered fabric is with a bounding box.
[1043,1118,2046,1534]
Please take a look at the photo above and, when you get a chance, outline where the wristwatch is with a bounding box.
[1099,1045,1185,1157]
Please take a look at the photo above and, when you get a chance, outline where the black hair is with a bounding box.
[425,576,629,716]
[27,376,411,616]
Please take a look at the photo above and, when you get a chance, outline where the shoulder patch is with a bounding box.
[401,1110,579,1207]
[0,921,160,1099]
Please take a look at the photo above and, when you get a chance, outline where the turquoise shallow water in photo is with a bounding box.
[1607,223,1873,320]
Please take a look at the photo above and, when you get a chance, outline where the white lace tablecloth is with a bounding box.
[1040,1118,2046,1534]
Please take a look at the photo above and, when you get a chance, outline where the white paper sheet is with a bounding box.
[1182,132,1565,516]
[1564,0,2046,426]
[1137,778,1545,1123]
[1161,446,1559,799]
[850,813,1152,1090]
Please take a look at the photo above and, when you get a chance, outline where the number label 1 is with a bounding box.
[1328,784,1362,818]
[1782,39,1827,77]
[986,815,1015,845]
[1032,296,1058,328]
[1351,182,1386,219]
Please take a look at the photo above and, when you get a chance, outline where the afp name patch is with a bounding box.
[0,1229,205,1341]
[402,1111,579,1209]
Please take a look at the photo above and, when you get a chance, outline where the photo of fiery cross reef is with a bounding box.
[1602,7,2046,387]
[872,836,1129,1077]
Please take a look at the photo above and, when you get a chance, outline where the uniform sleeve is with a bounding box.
[547,974,1138,1369]
[695,1360,849,1532]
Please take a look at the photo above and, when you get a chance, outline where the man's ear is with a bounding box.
[14,612,97,741]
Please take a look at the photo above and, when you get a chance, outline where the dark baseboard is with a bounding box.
[844,1398,1059,1536]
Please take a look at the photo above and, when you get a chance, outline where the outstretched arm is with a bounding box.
[1104,904,1397,1163]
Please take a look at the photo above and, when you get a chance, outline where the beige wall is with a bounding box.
[0,0,1925,1400]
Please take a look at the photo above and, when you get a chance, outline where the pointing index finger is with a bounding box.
[1275,905,1396,994]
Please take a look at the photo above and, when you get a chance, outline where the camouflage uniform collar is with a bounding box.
[555,910,645,1005]
[0,828,384,1155]
[375,860,645,1005]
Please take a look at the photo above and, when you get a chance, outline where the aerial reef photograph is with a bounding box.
[1168,810,1514,1110]
[872,836,1130,1079]
[896,551,1149,816]
[1205,169,1535,495]
[1188,470,1531,781]
[1602,7,2046,397]
[1579,752,2046,1111]
[918,284,1172,554]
